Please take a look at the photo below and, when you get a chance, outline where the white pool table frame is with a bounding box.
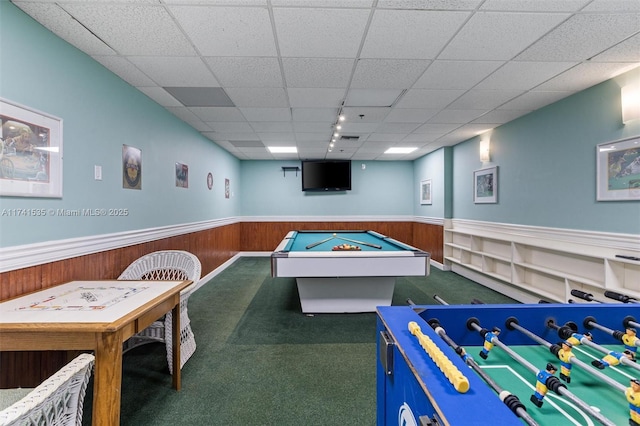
[271,231,430,313]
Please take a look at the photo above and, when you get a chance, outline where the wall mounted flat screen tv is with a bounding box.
[301,160,351,191]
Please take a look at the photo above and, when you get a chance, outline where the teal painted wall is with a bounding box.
[240,160,414,216]
[413,148,445,218]
[451,66,640,233]
[2,1,638,250]
[0,1,241,247]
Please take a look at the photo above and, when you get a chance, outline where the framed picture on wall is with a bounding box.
[0,98,63,197]
[122,145,141,190]
[597,135,640,201]
[420,179,432,205]
[175,163,188,188]
[474,166,498,204]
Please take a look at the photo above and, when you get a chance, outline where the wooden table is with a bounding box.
[0,279,191,425]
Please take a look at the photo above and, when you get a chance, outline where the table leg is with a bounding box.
[171,301,181,390]
[93,329,123,426]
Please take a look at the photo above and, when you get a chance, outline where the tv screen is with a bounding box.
[301,160,351,191]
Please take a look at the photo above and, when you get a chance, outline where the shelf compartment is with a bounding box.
[606,259,640,295]
[513,264,566,301]
[513,244,605,286]
[482,257,511,282]
[447,232,472,250]
[472,237,511,260]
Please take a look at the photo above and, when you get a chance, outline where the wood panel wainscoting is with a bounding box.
[0,219,443,388]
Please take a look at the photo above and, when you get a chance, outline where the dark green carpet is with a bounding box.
[82,257,517,425]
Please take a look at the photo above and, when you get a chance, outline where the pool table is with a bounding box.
[271,230,430,313]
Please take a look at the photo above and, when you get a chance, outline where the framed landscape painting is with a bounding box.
[597,136,640,201]
[474,166,498,204]
[420,179,432,205]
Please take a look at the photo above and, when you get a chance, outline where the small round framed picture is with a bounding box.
[206,172,213,190]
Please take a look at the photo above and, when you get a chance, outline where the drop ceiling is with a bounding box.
[12,0,640,160]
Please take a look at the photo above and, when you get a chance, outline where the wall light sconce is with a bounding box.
[622,83,640,124]
[479,139,491,162]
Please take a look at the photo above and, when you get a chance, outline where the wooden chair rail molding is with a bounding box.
[0,219,444,388]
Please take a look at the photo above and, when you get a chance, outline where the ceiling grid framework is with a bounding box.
[11,0,640,160]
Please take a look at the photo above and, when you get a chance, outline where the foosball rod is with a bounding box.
[604,290,640,304]
[427,318,538,426]
[583,316,640,351]
[570,289,605,303]
[467,318,617,426]
[548,320,640,373]
[506,318,626,393]
[433,294,449,305]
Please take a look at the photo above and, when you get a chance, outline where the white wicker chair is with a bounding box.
[118,250,201,373]
[0,353,94,426]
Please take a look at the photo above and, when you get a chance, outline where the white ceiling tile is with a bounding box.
[340,122,380,133]
[166,0,267,5]
[62,3,196,56]
[516,13,640,62]
[344,89,404,107]
[428,109,488,123]
[92,56,156,87]
[273,8,370,58]
[591,33,640,63]
[439,12,570,60]
[293,133,329,142]
[293,122,332,133]
[226,88,289,107]
[402,133,441,143]
[204,57,283,88]
[210,132,260,141]
[137,87,183,107]
[384,108,439,123]
[472,109,531,124]
[272,0,373,6]
[191,107,246,122]
[187,121,213,132]
[448,90,524,109]
[361,10,469,59]
[413,123,461,134]
[480,0,590,12]
[377,1,483,10]
[208,122,255,133]
[13,3,115,55]
[341,107,391,122]
[168,6,277,56]
[239,108,292,121]
[582,0,640,12]
[127,57,219,86]
[396,89,465,109]
[351,60,430,89]
[166,106,203,123]
[282,58,354,88]
[536,62,639,91]
[376,122,421,133]
[287,88,345,107]
[292,108,338,122]
[251,122,294,132]
[497,90,573,110]
[413,61,504,89]
[475,61,577,90]
[367,133,406,142]
[257,133,296,142]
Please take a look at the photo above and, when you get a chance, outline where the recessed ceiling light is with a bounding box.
[268,147,297,153]
[385,147,417,154]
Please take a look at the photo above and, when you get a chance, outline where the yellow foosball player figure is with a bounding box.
[566,331,592,346]
[557,341,574,383]
[530,363,558,408]
[624,328,640,356]
[626,378,640,426]
[591,349,635,369]
[479,326,501,360]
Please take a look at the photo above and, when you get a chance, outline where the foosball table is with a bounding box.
[377,301,640,425]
